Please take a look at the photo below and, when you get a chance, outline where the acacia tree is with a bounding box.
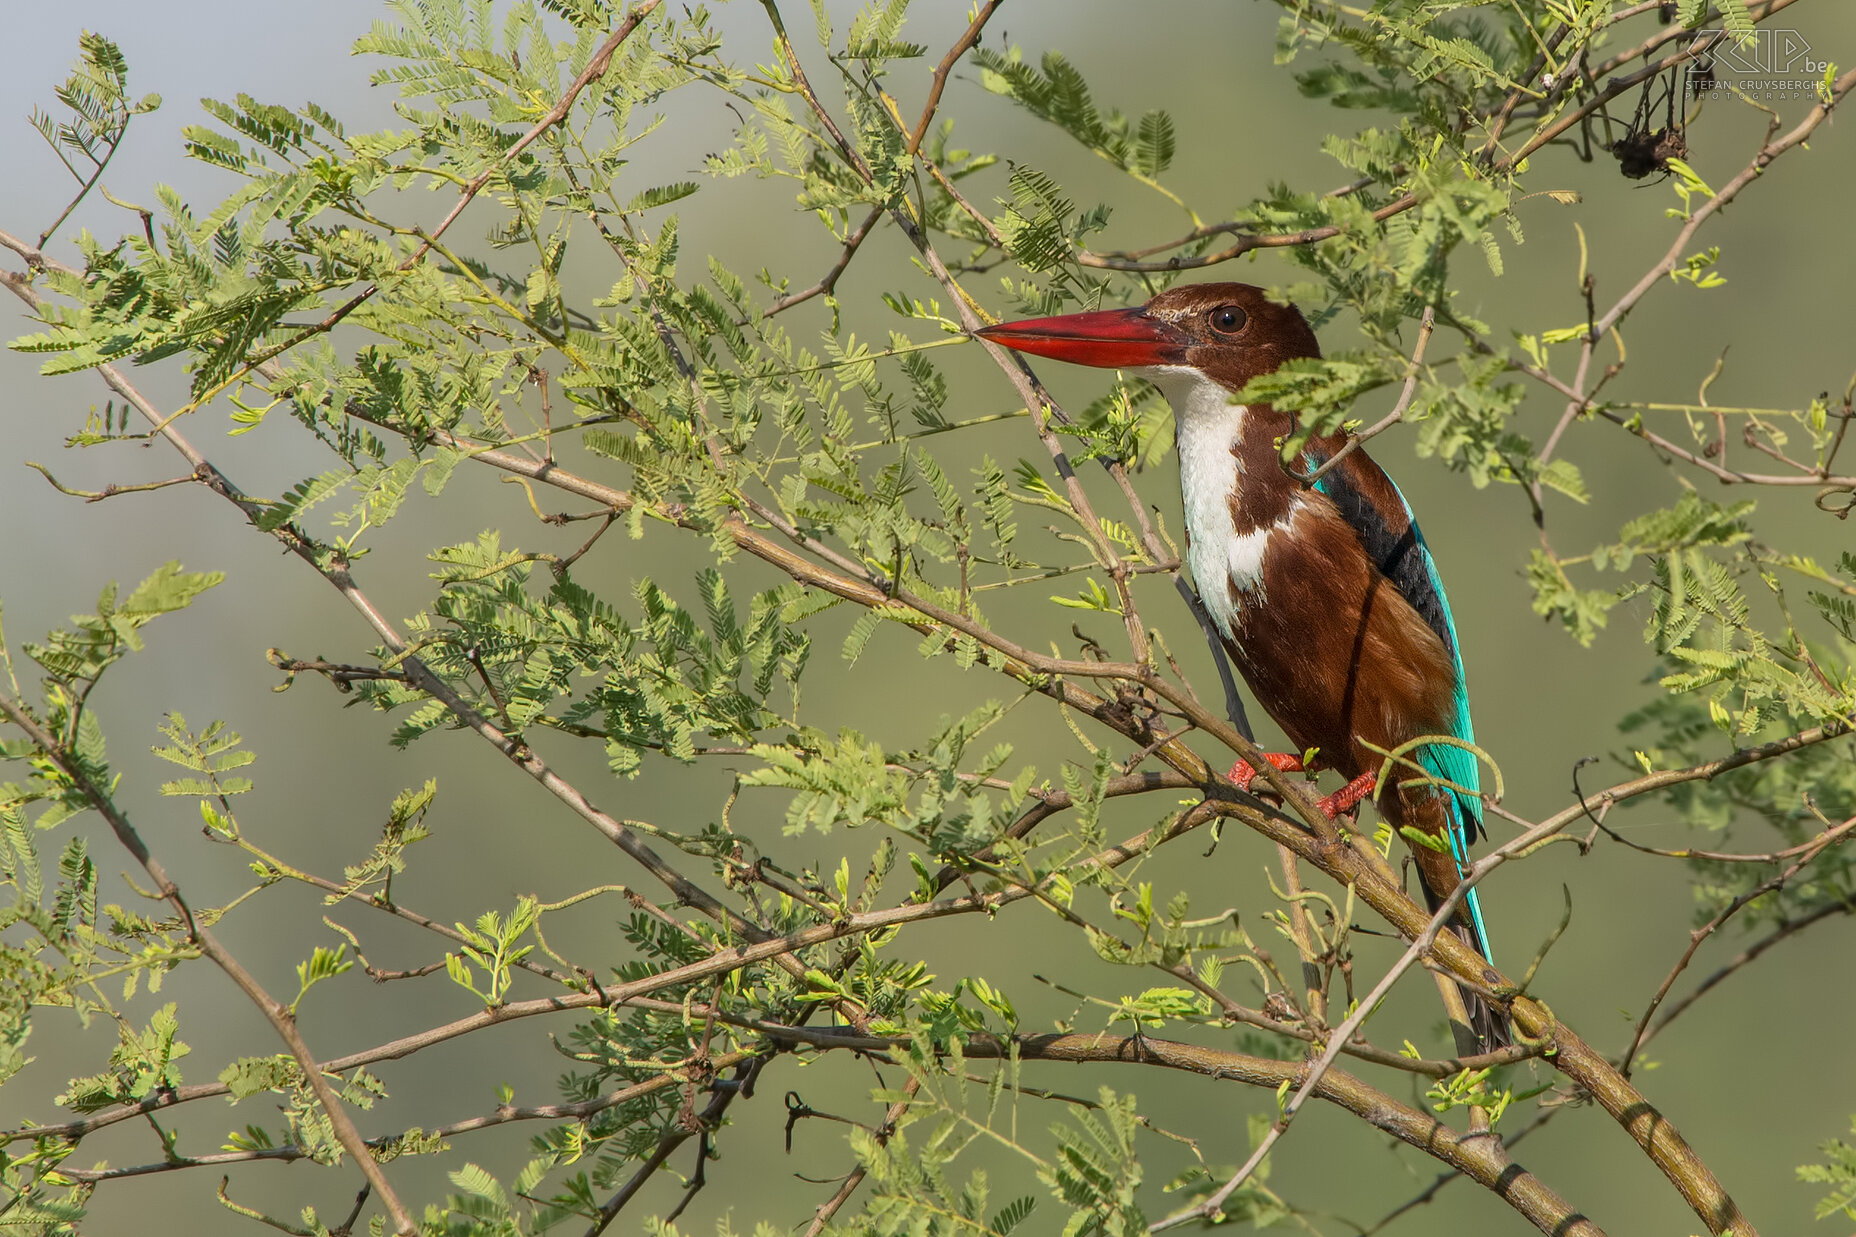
[3,1,1855,1234]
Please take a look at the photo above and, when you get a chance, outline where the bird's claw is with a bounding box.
[1227,755,1371,820]
[1226,752,1306,791]
[1315,771,1376,819]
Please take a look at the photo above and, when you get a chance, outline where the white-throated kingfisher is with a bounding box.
[979,283,1506,1048]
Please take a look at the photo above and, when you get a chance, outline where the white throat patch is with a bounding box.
[1136,365,1285,639]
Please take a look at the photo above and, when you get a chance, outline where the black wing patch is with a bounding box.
[1313,463,1457,663]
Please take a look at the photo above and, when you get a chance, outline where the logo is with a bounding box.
[1687,29,1833,100]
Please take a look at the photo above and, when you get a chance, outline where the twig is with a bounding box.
[333,1185,371,1237]
[1075,194,1419,274]
[1148,816,1512,1232]
[1520,63,1856,500]
[1619,816,1855,1075]
[268,652,409,691]
[581,1059,761,1236]
[763,205,882,316]
[959,1035,1599,1237]
[906,2,999,153]
[1071,0,1802,274]
[757,1,871,180]
[2,795,1229,1146]
[24,462,203,502]
[1600,407,1856,487]
[761,0,1002,321]
[56,1052,760,1183]
[1591,809,1856,864]
[1639,897,1856,1048]
[799,1078,921,1236]
[1586,0,1800,81]
[0,693,417,1234]
[396,2,665,287]
[1599,69,1856,344]
[1293,305,1436,487]
[217,1177,317,1236]
[1478,24,1575,162]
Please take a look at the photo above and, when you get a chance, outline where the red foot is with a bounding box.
[1227,752,1306,791]
[1315,771,1377,819]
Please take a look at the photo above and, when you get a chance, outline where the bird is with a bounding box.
[978,283,1507,1049]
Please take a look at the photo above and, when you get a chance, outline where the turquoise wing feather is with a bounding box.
[1403,513,1495,960]
[1309,459,1493,959]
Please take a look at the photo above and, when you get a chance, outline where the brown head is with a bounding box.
[975,282,1320,394]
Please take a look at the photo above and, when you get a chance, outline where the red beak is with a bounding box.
[976,307,1189,369]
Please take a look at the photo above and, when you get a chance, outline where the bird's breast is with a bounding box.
[1169,381,1297,640]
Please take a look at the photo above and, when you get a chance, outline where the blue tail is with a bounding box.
[1416,748,1507,1048]
[1435,772,1494,964]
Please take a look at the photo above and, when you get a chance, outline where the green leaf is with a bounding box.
[219,1055,299,1101]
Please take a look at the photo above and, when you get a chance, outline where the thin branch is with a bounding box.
[1586,0,1801,81]
[217,1177,317,1236]
[1075,194,1418,274]
[799,1078,921,1236]
[1511,63,1856,499]
[757,1,871,180]
[582,1059,761,1236]
[1640,897,1856,1048]
[3,794,1228,1146]
[1591,808,1856,864]
[37,103,136,250]
[268,653,409,691]
[761,0,1001,319]
[1293,305,1436,487]
[763,205,881,316]
[1071,0,1803,274]
[24,462,204,502]
[1477,23,1574,162]
[1600,407,1856,487]
[1500,344,1856,490]
[0,693,417,1235]
[57,1051,757,1184]
[19,0,665,428]
[907,2,999,152]
[1149,808,1510,1231]
[1598,70,1856,344]
[1619,816,1855,1075]
[1524,723,1851,842]
[391,1,666,293]
[1083,174,1375,262]
[960,1035,1600,1237]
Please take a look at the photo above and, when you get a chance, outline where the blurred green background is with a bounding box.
[3,2,1854,1233]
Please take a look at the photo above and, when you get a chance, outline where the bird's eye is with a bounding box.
[1209,305,1248,335]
